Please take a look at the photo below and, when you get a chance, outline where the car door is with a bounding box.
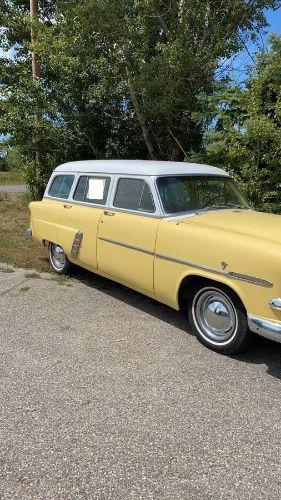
[57,174,112,269]
[97,177,160,294]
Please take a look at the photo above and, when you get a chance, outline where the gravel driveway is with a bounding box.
[0,184,27,193]
[1,266,281,499]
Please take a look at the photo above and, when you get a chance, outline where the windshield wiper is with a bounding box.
[195,204,250,214]
[224,203,250,210]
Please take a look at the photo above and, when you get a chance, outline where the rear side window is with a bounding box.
[114,178,155,213]
[73,176,110,205]
[49,175,75,199]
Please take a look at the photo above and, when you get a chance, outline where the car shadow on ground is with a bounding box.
[69,266,281,381]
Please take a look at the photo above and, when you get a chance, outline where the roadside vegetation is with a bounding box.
[0,193,49,271]
[0,171,22,185]
[0,0,279,275]
[0,0,280,211]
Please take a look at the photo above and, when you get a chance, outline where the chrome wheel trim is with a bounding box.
[49,243,66,271]
[192,287,238,346]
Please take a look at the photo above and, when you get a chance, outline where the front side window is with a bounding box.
[114,178,155,213]
[49,175,75,199]
[73,176,110,205]
[157,176,249,214]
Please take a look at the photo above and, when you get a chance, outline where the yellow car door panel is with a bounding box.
[57,175,112,268]
[57,203,103,269]
[97,211,160,293]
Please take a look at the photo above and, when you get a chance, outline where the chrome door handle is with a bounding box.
[63,204,72,209]
[104,210,115,216]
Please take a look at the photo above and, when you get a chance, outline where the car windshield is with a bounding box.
[156,176,250,214]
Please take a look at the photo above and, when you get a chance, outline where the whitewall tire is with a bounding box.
[188,281,251,354]
[48,242,70,274]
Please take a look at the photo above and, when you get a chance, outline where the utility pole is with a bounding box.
[30,0,43,198]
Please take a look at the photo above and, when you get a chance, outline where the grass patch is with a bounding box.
[49,274,74,287]
[19,286,30,293]
[25,271,41,279]
[0,193,50,271]
[0,266,15,273]
[0,171,22,185]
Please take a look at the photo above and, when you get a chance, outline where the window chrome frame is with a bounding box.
[44,171,115,208]
[107,174,163,218]
[153,174,249,218]
[44,172,163,217]
[71,173,113,206]
[46,173,76,200]
[44,171,247,220]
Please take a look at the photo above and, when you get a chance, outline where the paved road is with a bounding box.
[0,184,27,193]
[1,266,281,499]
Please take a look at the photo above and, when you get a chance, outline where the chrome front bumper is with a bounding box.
[248,315,281,343]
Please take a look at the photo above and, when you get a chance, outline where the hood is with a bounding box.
[180,209,281,246]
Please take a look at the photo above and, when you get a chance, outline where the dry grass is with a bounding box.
[0,171,22,185]
[0,193,50,271]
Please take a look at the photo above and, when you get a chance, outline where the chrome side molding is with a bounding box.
[71,230,83,258]
[97,238,273,288]
[226,271,272,288]
[98,236,154,255]
[156,253,273,288]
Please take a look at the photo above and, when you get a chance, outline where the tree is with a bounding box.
[50,0,280,161]
[0,0,146,195]
[0,0,280,196]
[203,34,281,213]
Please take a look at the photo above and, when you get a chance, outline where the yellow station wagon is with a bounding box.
[28,160,281,354]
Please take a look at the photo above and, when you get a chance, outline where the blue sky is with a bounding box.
[266,6,281,33]
[217,6,281,82]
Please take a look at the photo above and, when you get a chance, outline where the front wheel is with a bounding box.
[48,242,70,274]
[188,282,251,354]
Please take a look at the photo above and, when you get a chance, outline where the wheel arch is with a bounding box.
[177,272,248,314]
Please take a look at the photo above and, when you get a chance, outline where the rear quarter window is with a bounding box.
[73,176,111,205]
[114,178,155,213]
[48,175,75,199]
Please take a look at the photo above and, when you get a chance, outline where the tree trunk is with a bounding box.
[178,0,184,23]
[125,65,158,160]
[30,0,44,199]
[170,115,188,161]
[30,0,41,80]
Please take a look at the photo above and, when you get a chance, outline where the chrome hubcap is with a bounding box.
[50,243,65,271]
[193,288,237,344]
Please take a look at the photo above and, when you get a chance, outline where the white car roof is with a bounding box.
[54,160,229,177]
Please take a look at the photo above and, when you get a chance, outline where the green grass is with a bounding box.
[0,170,22,185]
[0,193,50,271]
